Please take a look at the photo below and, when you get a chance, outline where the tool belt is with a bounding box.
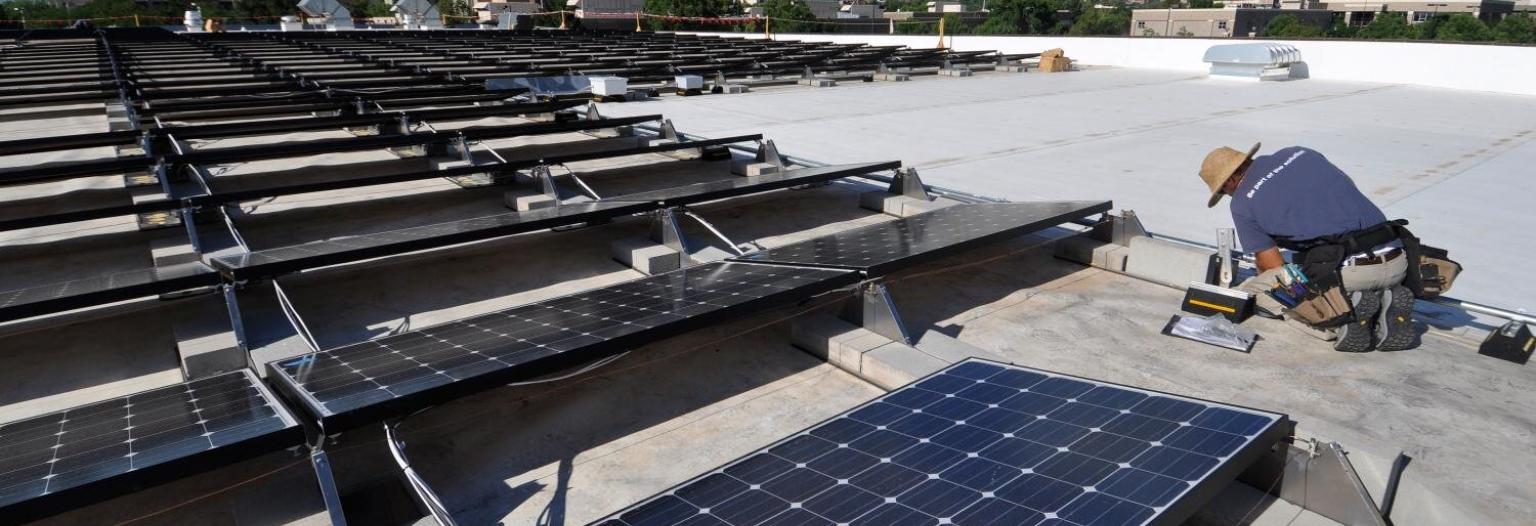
[1276,219,1460,301]
[1274,271,1355,327]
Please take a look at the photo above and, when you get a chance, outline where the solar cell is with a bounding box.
[730,201,1112,276]
[598,359,1286,526]
[267,261,860,430]
[0,262,221,323]
[0,369,302,523]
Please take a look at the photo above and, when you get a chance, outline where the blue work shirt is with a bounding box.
[1230,146,1388,253]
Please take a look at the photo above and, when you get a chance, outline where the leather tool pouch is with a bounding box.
[1283,272,1354,328]
[1414,245,1461,300]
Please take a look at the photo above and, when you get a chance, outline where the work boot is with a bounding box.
[1375,285,1417,352]
[1334,290,1380,353]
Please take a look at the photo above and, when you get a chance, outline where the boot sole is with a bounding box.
[1335,290,1380,353]
[1376,285,1416,352]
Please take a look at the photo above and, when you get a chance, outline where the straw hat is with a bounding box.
[1200,143,1260,208]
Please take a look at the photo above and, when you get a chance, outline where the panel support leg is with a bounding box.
[385,421,458,526]
[840,281,913,345]
[650,207,690,254]
[309,445,350,526]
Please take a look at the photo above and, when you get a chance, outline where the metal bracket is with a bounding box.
[756,139,787,173]
[650,207,689,254]
[888,167,931,200]
[448,136,472,163]
[1242,439,1392,526]
[1217,227,1235,288]
[659,118,679,141]
[529,165,561,199]
[1090,209,1150,247]
[584,100,602,121]
[840,281,913,345]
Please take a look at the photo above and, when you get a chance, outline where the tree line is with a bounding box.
[2,0,1532,44]
[1263,12,1536,44]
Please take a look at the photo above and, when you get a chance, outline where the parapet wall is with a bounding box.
[685,32,1536,96]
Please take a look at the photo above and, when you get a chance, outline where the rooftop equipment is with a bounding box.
[1203,43,1304,81]
[297,0,354,30]
[392,0,444,29]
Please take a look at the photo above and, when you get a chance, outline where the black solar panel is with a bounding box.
[0,369,303,523]
[597,359,1286,526]
[608,161,903,206]
[730,202,1112,277]
[211,161,902,281]
[211,201,655,280]
[0,262,221,323]
[267,261,860,431]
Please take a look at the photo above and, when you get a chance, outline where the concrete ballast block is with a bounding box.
[507,192,558,212]
[732,161,781,177]
[797,78,836,87]
[610,237,681,275]
[1123,235,1218,289]
[859,192,908,216]
[861,343,948,390]
[1055,235,1131,272]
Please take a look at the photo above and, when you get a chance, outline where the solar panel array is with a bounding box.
[598,359,1285,526]
[268,261,862,430]
[0,262,221,323]
[1,29,1024,113]
[731,202,1112,276]
[210,161,902,281]
[0,370,302,522]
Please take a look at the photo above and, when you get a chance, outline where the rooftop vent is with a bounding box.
[298,0,354,30]
[1203,43,1306,81]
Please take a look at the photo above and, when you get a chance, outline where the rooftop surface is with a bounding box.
[1,38,1533,526]
[599,66,1536,313]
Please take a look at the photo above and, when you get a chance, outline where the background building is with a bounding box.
[1317,0,1515,24]
[1131,7,1333,36]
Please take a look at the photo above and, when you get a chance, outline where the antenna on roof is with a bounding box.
[296,0,354,31]
[391,0,444,30]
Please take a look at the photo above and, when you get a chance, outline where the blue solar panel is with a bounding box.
[596,359,1286,526]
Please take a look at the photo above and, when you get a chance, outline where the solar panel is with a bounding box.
[211,161,902,281]
[267,261,860,431]
[730,202,1112,277]
[608,162,903,206]
[598,359,1286,526]
[0,262,221,323]
[210,201,655,280]
[0,369,303,523]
